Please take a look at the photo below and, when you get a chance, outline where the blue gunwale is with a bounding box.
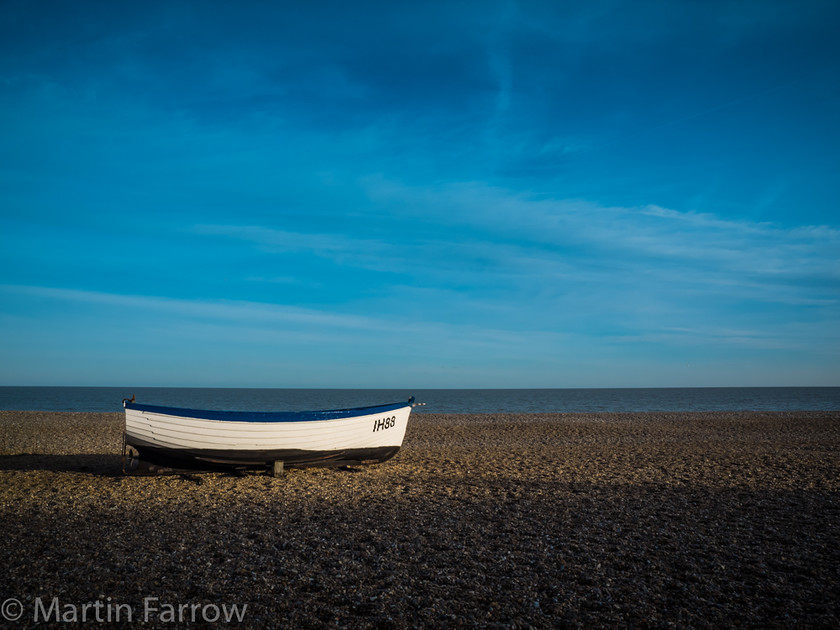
[124,400,409,423]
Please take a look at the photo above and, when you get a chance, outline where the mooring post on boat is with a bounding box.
[272,461,284,477]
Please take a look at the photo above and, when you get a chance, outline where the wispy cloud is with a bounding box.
[361,177,840,295]
[0,283,582,383]
[179,179,840,373]
[192,224,391,258]
[0,284,379,332]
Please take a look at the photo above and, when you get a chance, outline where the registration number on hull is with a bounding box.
[372,416,396,432]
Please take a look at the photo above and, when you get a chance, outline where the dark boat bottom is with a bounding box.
[123,443,401,475]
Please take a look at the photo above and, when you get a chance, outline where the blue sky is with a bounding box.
[1,0,838,388]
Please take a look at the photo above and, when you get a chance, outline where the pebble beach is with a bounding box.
[1,410,838,629]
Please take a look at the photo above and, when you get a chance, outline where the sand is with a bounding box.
[1,410,838,628]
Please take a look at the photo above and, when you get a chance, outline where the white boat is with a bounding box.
[122,397,418,473]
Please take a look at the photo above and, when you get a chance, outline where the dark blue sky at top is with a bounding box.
[1,0,838,387]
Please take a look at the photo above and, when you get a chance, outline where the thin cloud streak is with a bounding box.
[0,284,386,332]
[0,283,570,351]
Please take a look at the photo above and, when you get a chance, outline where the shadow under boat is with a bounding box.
[121,444,399,476]
[0,452,369,477]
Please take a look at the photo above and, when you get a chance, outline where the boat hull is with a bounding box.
[124,400,412,469]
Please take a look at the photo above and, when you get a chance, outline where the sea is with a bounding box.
[0,386,838,414]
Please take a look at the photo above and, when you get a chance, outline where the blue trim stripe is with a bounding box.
[124,400,409,423]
